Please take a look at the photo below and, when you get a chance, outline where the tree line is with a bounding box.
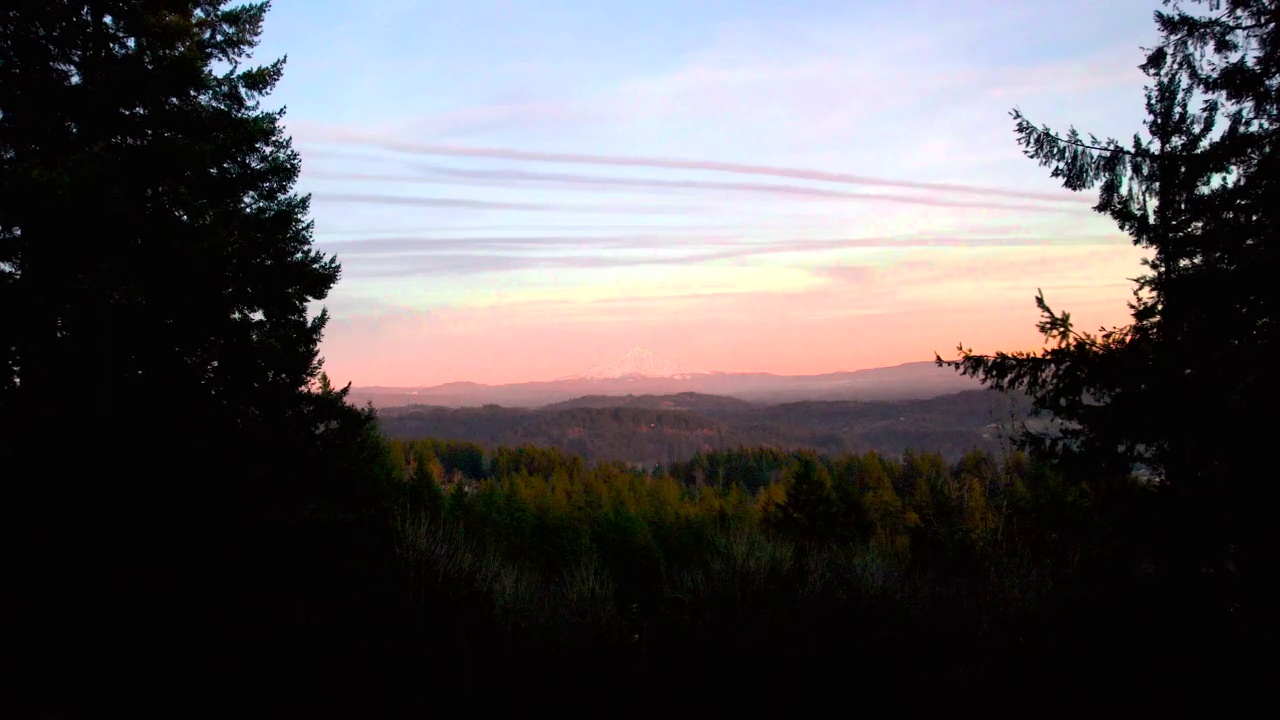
[377,388,1031,465]
[378,437,1195,688]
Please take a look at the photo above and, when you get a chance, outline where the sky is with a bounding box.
[252,0,1163,387]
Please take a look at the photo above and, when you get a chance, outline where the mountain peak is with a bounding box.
[577,347,704,380]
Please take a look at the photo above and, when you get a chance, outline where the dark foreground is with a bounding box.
[14,435,1260,707]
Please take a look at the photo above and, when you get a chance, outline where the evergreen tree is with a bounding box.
[1,1,350,484]
[1,1,374,690]
[774,454,837,540]
[941,0,1275,580]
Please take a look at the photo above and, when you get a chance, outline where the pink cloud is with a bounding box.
[304,167,1090,215]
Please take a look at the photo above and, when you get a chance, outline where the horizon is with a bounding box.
[252,0,1159,386]
[356,346,948,388]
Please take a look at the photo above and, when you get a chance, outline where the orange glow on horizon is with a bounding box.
[320,284,1136,388]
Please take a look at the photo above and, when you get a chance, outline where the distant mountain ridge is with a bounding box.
[350,359,983,409]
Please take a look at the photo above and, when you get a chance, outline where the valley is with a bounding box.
[377,388,1033,465]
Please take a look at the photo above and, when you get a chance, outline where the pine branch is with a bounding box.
[1014,111,1180,160]
[942,352,1055,364]
[1021,123,1139,156]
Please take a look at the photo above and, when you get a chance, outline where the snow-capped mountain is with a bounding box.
[577,347,705,380]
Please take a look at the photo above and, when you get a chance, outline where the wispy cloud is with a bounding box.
[322,233,1122,256]
[304,167,1090,214]
[311,192,698,215]
[328,232,1129,278]
[321,243,1147,386]
[312,222,853,237]
[265,0,1157,386]
[396,99,598,139]
[299,131,1093,205]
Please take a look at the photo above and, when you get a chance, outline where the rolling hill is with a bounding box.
[377,388,1034,466]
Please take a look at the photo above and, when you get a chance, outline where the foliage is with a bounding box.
[382,436,1246,688]
[1,2,385,691]
[940,0,1276,584]
[0,0,390,498]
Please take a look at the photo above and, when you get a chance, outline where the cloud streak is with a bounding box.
[311,192,697,215]
[301,129,1094,205]
[320,246,1145,387]
[322,233,1121,255]
[305,168,1089,214]
[330,233,1129,277]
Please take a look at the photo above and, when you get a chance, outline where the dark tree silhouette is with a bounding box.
[940,0,1274,616]
[1,1,379,693]
[1,1,345,473]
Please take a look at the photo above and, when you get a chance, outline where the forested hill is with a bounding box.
[542,392,755,412]
[377,389,1034,465]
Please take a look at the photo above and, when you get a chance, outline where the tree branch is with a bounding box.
[936,352,1055,365]
[1015,117,1158,159]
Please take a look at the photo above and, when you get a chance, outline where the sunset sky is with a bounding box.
[255,0,1160,387]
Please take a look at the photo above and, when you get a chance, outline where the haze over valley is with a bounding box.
[350,347,983,408]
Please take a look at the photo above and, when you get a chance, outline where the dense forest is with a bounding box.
[326,436,1244,690]
[378,389,1036,465]
[3,0,1271,704]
